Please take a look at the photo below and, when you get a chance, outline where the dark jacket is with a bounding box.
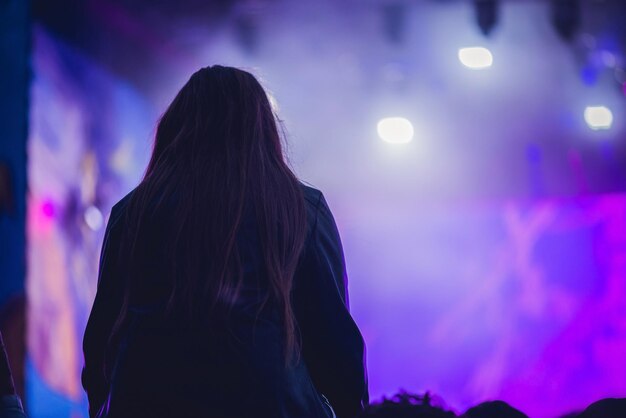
[82,185,368,418]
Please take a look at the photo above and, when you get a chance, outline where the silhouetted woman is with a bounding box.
[82,66,368,418]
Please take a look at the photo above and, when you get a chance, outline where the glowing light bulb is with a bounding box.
[84,205,104,231]
[584,106,613,130]
[377,117,414,144]
[458,47,493,70]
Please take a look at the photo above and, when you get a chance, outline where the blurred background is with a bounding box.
[1,0,626,417]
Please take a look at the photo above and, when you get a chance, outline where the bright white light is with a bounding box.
[584,106,613,130]
[377,117,414,144]
[84,205,104,231]
[458,47,493,69]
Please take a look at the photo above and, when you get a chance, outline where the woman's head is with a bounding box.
[110,66,306,369]
[147,66,284,180]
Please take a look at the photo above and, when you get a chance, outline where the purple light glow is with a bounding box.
[581,66,598,86]
[341,194,626,417]
[41,200,55,218]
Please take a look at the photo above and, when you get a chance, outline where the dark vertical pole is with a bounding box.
[0,0,30,405]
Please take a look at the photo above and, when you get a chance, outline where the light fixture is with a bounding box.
[458,47,493,70]
[377,117,414,144]
[474,0,499,36]
[551,0,581,42]
[584,106,613,131]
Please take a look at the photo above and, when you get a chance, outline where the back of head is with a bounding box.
[359,392,457,418]
[462,401,528,418]
[578,398,626,418]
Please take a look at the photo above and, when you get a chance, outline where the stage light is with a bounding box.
[551,0,581,42]
[584,106,613,131]
[377,117,414,144]
[458,47,493,69]
[474,0,499,36]
[84,205,104,231]
[381,3,408,44]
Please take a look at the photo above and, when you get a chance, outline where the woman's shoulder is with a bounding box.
[116,183,320,208]
[112,189,135,212]
[110,184,327,225]
[299,183,325,233]
[106,189,136,230]
[300,183,322,205]
[111,189,135,217]
[299,182,335,217]
[301,182,332,210]
[299,182,339,236]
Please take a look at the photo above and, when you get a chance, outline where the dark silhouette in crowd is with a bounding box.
[0,332,26,418]
[358,392,457,418]
[461,400,528,418]
[81,66,368,418]
[359,392,626,418]
[577,398,626,418]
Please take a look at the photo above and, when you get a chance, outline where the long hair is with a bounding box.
[107,66,306,373]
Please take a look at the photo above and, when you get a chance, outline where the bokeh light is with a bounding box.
[41,199,55,218]
[377,117,414,144]
[458,47,493,69]
[83,205,103,231]
[584,106,614,130]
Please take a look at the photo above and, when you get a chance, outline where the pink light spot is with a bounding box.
[41,200,55,218]
[28,196,55,237]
